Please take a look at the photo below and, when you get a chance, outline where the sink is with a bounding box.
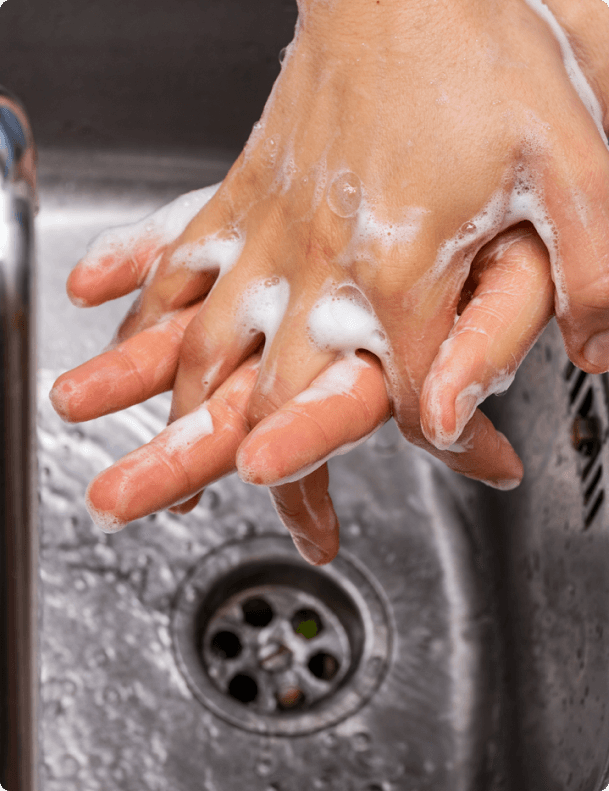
[3,0,609,787]
[35,145,501,790]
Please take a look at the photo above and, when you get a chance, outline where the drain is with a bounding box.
[171,534,392,736]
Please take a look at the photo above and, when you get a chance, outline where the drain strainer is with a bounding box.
[171,534,393,736]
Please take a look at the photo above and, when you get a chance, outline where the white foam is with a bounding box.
[170,231,244,278]
[160,404,214,454]
[81,183,221,271]
[238,277,291,348]
[85,486,127,534]
[341,202,427,264]
[293,354,369,404]
[307,285,389,358]
[523,0,607,144]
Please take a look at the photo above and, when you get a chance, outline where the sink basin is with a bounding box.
[32,146,609,790]
[35,146,500,791]
[2,0,609,787]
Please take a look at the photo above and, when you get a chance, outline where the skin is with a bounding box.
[50,0,609,564]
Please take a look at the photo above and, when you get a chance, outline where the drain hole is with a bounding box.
[291,608,323,639]
[584,465,603,506]
[276,687,306,710]
[228,673,258,703]
[585,489,605,529]
[242,597,273,627]
[210,630,242,659]
[570,370,588,405]
[308,652,340,681]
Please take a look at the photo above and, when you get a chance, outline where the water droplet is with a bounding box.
[327,171,362,218]
[461,221,477,234]
[352,731,372,752]
[103,685,121,705]
[263,137,279,167]
[264,276,280,287]
[424,759,436,775]
[256,758,273,777]
[348,522,362,536]
[237,519,256,537]
[56,754,80,779]
[321,731,339,749]
[278,46,288,64]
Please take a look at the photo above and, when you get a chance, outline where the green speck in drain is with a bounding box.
[296,619,318,639]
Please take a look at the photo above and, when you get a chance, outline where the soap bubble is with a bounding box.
[327,171,363,218]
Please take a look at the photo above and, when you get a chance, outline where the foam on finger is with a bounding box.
[78,183,222,274]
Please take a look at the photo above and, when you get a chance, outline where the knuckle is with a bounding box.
[179,320,210,372]
[246,388,284,428]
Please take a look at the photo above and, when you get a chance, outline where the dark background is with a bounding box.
[0,0,299,155]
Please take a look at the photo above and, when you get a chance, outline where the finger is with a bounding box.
[245,293,336,429]
[49,302,202,423]
[238,352,390,567]
[113,189,245,343]
[370,225,536,489]
[241,295,342,563]
[269,467,340,566]
[540,127,609,372]
[67,184,221,308]
[167,490,203,515]
[168,269,273,425]
[237,352,390,486]
[85,355,261,531]
[420,223,554,450]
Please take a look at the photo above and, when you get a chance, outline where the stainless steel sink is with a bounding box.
[3,0,609,787]
[35,145,502,791]
[32,146,609,790]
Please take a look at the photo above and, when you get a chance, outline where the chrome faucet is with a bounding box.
[0,86,39,791]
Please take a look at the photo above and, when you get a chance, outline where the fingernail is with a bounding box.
[583,330,609,371]
[292,536,327,565]
[454,393,478,434]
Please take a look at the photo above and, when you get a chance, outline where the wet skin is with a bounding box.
[50,0,609,564]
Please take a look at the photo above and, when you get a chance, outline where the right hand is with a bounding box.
[52,224,553,564]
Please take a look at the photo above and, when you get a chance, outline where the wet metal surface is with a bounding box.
[35,148,609,790]
[36,148,501,790]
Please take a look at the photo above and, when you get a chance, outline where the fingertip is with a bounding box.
[490,476,522,491]
[67,289,91,308]
[581,329,609,373]
[85,477,128,534]
[420,385,467,451]
[292,535,337,566]
[49,378,77,423]
[236,432,285,486]
[167,491,203,514]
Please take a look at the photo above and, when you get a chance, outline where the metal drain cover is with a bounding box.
[171,534,392,736]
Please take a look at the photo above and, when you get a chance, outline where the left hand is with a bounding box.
[50,224,554,565]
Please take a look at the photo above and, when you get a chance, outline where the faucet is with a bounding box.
[0,86,40,791]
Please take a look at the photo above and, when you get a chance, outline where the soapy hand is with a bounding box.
[51,0,609,563]
[51,221,552,564]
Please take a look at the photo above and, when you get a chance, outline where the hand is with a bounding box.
[65,0,608,464]
[51,224,553,564]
